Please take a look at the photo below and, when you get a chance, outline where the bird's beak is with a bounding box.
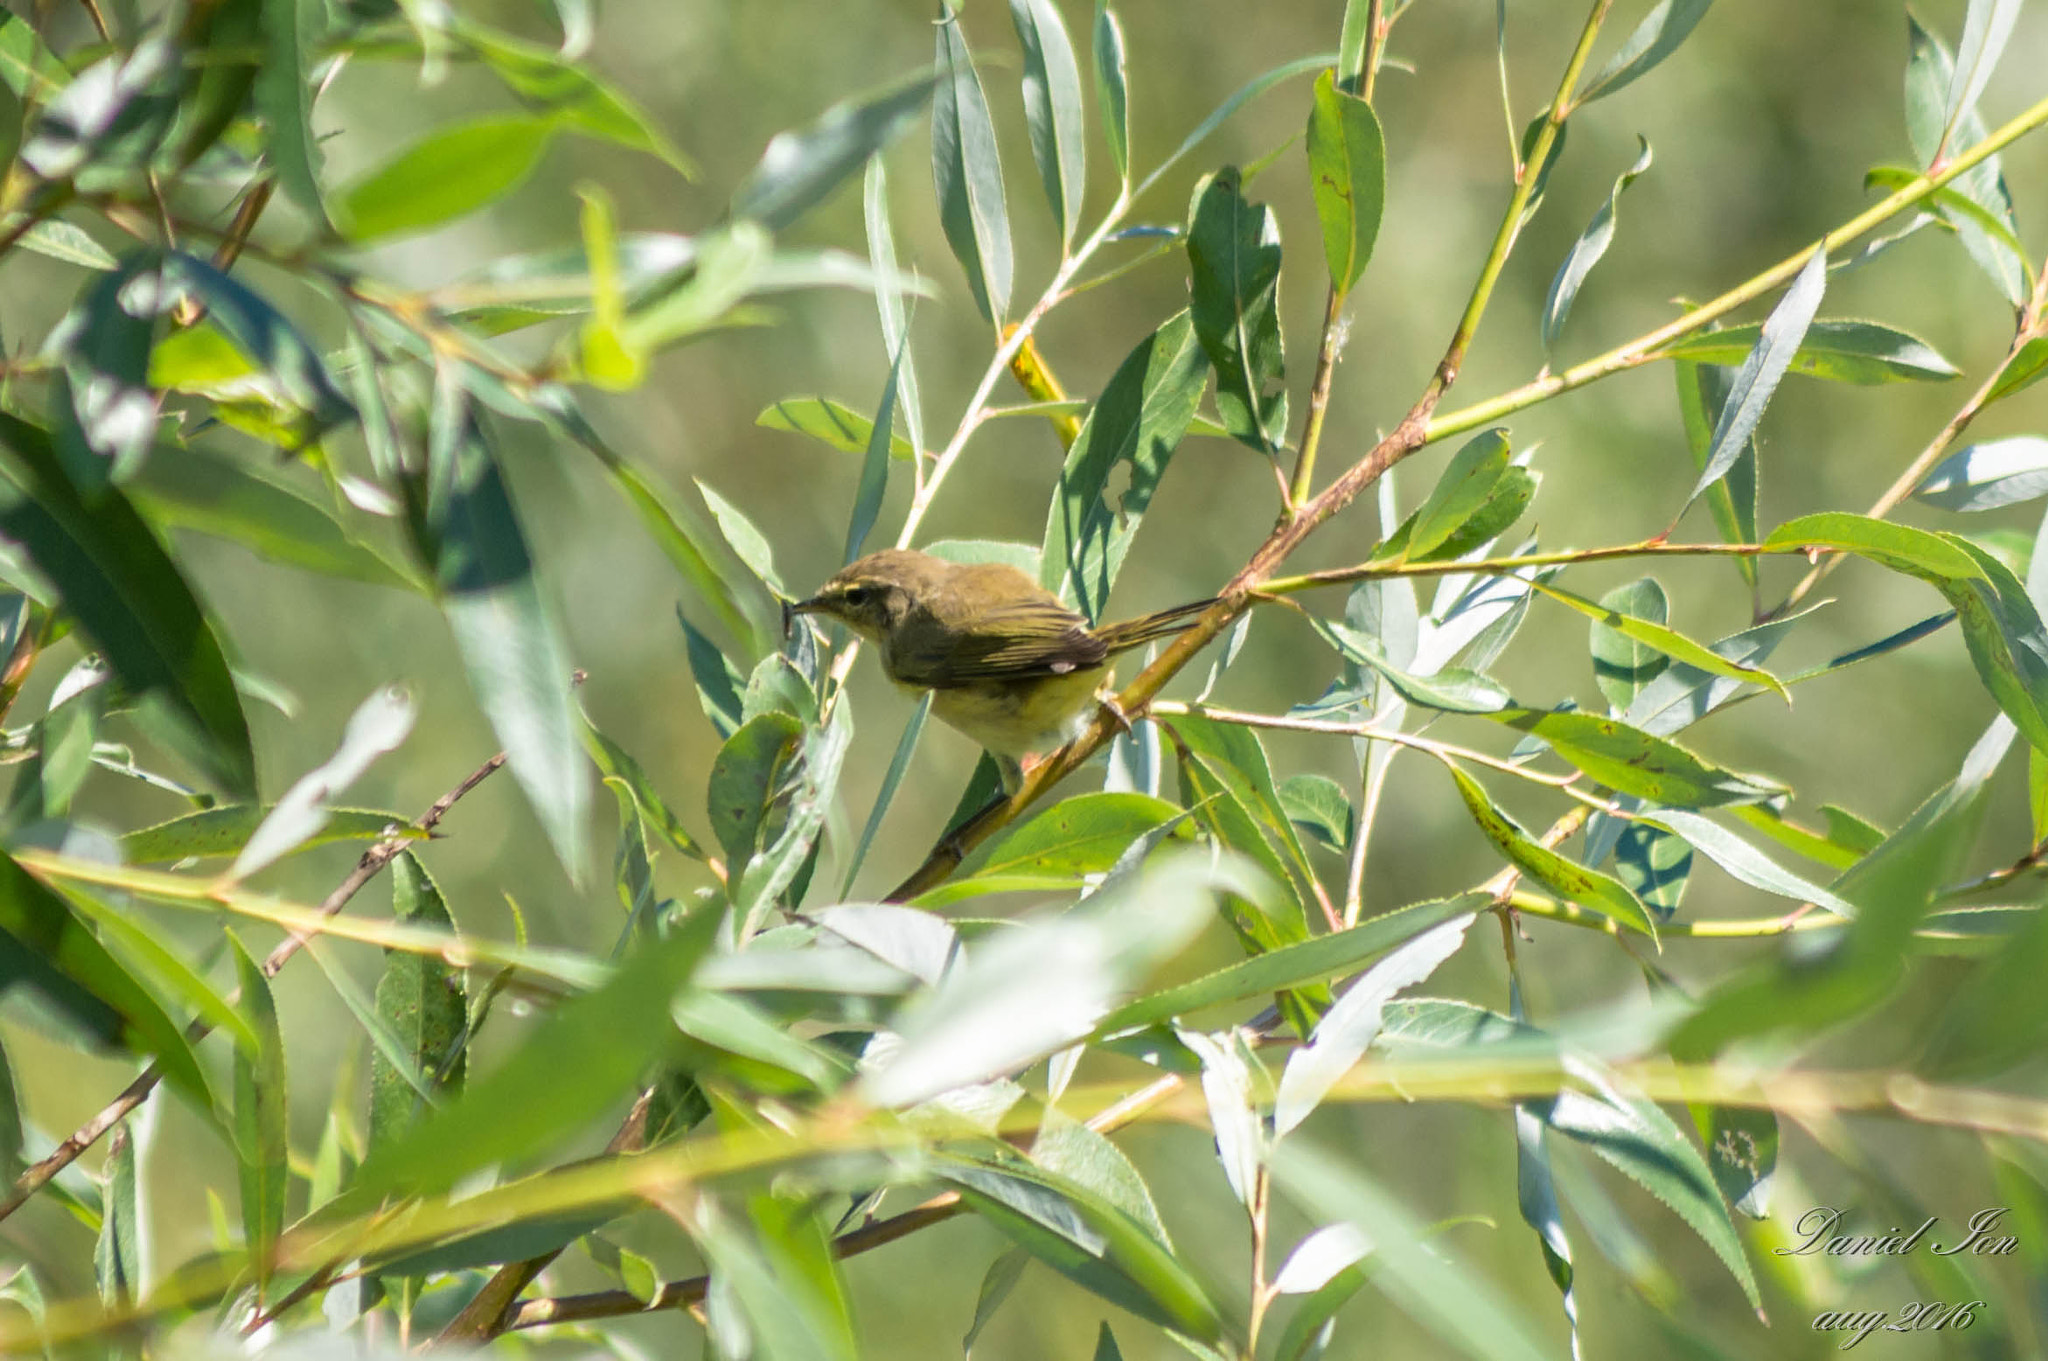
[785,596,825,638]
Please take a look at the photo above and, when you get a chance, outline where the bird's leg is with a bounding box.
[1094,684,1135,737]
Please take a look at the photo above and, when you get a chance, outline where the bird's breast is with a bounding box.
[912,669,1107,758]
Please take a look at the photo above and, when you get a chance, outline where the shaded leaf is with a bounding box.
[1187,168,1287,452]
[1040,311,1209,620]
[1591,577,1668,709]
[756,396,915,459]
[1576,0,1715,105]
[229,935,286,1290]
[731,71,936,231]
[1010,0,1087,249]
[1541,136,1651,349]
[1093,3,1129,184]
[232,686,414,880]
[933,7,1012,321]
[1915,436,2048,512]
[1446,764,1656,937]
[1684,245,1826,508]
[257,0,330,227]
[1304,69,1385,293]
[1660,318,1957,385]
[121,805,414,863]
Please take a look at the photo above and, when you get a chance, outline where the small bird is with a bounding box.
[790,549,1213,786]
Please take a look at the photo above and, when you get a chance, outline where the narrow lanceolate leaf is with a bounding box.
[845,343,903,562]
[340,115,556,240]
[1767,515,2048,754]
[933,6,1013,321]
[1685,244,1826,509]
[1275,913,1475,1135]
[1446,764,1658,938]
[731,71,935,231]
[0,851,212,1107]
[1541,136,1651,349]
[1406,429,1511,561]
[1494,709,1785,808]
[1575,0,1716,105]
[421,387,587,879]
[1102,894,1486,1033]
[1640,807,1857,916]
[1011,0,1087,249]
[96,1120,141,1308]
[1906,13,2026,304]
[1938,0,2023,163]
[1093,3,1130,185]
[1658,319,1958,384]
[369,853,467,1153]
[121,805,415,863]
[1674,360,1757,589]
[1311,618,1511,714]
[1040,311,1208,620]
[864,157,927,462]
[841,694,930,897]
[229,935,286,1291]
[46,254,160,490]
[1529,580,1790,701]
[1915,437,2048,512]
[1304,69,1386,293]
[161,253,356,437]
[257,0,330,227]
[0,413,256,796]
[1187,169,1287,452]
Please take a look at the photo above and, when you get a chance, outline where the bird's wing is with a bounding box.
[890,595,1109,687]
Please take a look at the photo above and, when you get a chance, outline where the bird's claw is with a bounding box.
[1096,691,1134,736]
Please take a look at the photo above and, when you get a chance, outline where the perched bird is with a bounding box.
[790,549,1213,786]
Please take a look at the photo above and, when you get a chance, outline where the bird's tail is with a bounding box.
[1093,598,1217,655]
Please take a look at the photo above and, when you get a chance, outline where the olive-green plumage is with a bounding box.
[791,549,1212,771]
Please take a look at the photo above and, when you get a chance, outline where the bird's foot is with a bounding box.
[1095,690,1135,736]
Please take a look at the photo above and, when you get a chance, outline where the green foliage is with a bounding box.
[1,1,2047,1357]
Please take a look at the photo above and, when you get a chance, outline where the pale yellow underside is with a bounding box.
[904,666,1109,759]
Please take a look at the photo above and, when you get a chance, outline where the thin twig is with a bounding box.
[0,751,507,1226]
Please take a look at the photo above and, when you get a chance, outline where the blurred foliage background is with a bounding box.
[4,0,2048,1356]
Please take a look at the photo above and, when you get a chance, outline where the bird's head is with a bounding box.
[788,549,938,643]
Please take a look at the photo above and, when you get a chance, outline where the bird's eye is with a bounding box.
[842,586,871,607]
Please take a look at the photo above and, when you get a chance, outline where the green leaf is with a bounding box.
[228,935,287,1292]
[1692,1101,1776,1219]
[864,155,926,462]
[841,694,930,897]
[1590,577,1669,709]
[1768,514,2048,752]
[941,1154,1222,1340]
[707,712,804,871]
[1311,618,1511,714]
[1010,0,1087,250]
[0,9,63,101]
[0,851,212,1107]
[1530,579,1789,701]
[1170,715,1319,933]
[1862,165,2030,267]
[1093,1322,1125,1361]
[1445,764,1657,938]
[1406,429,1511,561]
[845,342,903,561]
[256,0,330,227]
[1914,436,2048,512]
[1542,136,1651,349]
[48,254,159,490]
[343,907,717,1205]
[1675,359,1758,590]
[1988,336,2048,406]
[15,220,118,271]
[582,718,705,861]
[161,253,356,438]
[339,115,556,241]
[1092,4,1129,185]
[963,1247,1029,1354]
[1100,894,1486,1033]
[1304,69,1386,293]
[0,1038,21,1179]
[756,397,915,459]
[679,609,748,738]
[1575,0,1715,105]
[1278,773,1352,854]
[368,853,467,1159]
[1187,168,1287,453]
[1906,12,2027,304]
[730,705,849,928]
[1277,1143,1552,1361]
[1033,1106,1172,1246]
[1492,709,1785,807]
[1660,318,1958,385]
[1609,821,1691,917]
[958,792,1184,884]
[131,446,418,590]
[61,883,257,1053]
[1937,0,2022,171]
[95,1119,141,1308]
[120,805,415,863]
[0,413,256,796]
[933,6,1012,321]
[1537,1060,1760,1309]
[1684,245,1826,510]
[696,478,787,599]
[1640,806,1855,916]
[1040,311,1209,620]
[455,21,693,172]
[731,70,935,231]
[684,1197,857,1361]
